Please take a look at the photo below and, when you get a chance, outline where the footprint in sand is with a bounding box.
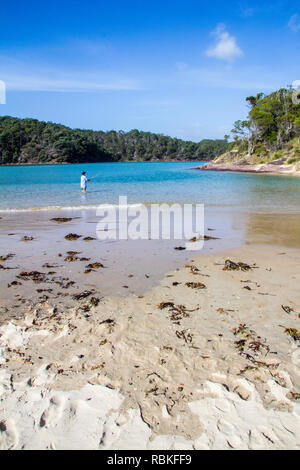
[40,395,66,428]
[0,418,19,450]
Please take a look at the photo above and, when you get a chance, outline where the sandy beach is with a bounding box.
[0,230,299,449]
[195,161,300,176]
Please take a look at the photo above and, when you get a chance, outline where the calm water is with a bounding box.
[0,161,300,212]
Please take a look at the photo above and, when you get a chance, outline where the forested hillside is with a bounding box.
[0,116,228,164]
[217,87,300,165]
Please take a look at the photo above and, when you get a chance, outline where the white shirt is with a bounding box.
[81,175,87,188]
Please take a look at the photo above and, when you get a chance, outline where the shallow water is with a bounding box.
[1,162,300,313]
[1,161,300,212]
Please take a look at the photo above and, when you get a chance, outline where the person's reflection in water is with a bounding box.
[80,192,87,205]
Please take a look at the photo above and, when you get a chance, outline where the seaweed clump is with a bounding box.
[223,260,252,271]
[64,233,82,241]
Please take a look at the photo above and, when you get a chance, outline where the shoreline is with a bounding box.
[194,161,300,176]
[0,159,207,167]
[0,243,299,449]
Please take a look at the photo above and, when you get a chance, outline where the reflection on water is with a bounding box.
[245,213,300,249]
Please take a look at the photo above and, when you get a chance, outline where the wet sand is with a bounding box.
[1,209,300,321]
[0,207,249,323]
[0,209,300,449]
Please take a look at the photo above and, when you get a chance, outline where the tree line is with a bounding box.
[0,116,229,165]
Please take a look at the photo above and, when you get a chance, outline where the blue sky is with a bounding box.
[1,0,300,141]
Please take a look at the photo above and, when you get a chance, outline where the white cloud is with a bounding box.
[205,24,243,62]
[288,14,300,32]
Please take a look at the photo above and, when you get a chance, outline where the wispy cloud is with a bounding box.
[288,14,300,32]
[0,56,141,92]
[4,75,140,92]
[205,24,243,62]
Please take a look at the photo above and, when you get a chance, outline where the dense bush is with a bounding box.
[0,116,229,164]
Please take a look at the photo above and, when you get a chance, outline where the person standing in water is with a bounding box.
[80,171,91,193]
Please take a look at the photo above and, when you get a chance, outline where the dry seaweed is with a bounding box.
[0,264,15,270]
[91,362,105,371]
[202,235,219,240]
[22,236,34,241]
[86,262,104,269]
[217,307,234,315]
[185,264,200,274]
[0,253,15,262]
[248,340,270,354]
[52,276,75,289]
[281,327,300,342]
[64,233,82,241]
[223,260,252,271]
[281,305,294,314]
[83,236,96,242]
[99,318,115,326]
[90,297,101,307]
[175,329,193,343]
[72,290,94,301]
[8,281,22,287]
[64,256,78,262]
[50,218,73,223]
[17,271,47,283]
[235,339,247,352]
[233,323,278,370]
[158,302,197,323]
[185,282,206,289]
[80,305,91,312]
[247,358,280,369]
[158,301,176,310]
[189,235,219,242]
[233,324,256,338]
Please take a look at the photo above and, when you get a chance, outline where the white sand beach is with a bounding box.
[1,244,299,450]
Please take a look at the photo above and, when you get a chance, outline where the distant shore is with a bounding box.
[194,161,300,176]
[0,159,208,167]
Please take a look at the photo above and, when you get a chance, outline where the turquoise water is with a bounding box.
[0,161,300,212]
